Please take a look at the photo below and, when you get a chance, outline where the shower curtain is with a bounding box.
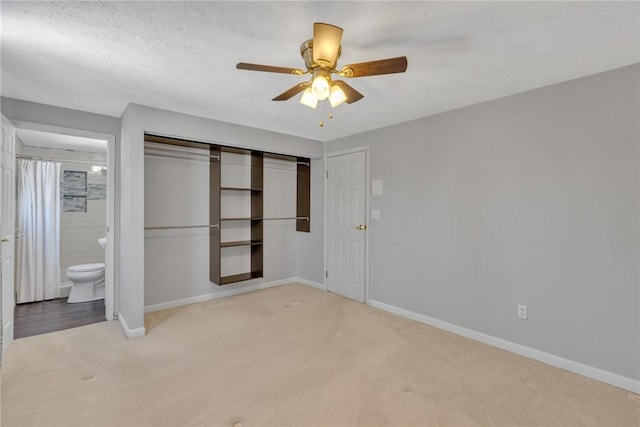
[16,159,61,303]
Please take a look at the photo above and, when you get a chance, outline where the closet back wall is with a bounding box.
[144,147,297,307]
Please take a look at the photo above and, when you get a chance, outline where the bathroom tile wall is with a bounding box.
[16,142,107,295]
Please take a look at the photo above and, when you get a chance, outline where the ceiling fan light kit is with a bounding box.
[236,22,408,111]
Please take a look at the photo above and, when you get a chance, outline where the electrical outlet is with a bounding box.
[517,305,528,320]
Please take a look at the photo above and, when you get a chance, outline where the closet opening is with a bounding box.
[143,133,310,287]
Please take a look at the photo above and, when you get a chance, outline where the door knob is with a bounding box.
[1,238,9,243]
[355,224,367,231]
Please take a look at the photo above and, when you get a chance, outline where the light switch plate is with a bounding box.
[371,179,383,196]
[517,305,528,320]
[371,209,380,220]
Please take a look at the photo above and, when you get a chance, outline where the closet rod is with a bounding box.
[144,145,220,160]
[16,155,106,166]
[144,145,310,166]
[220,217,309,221]
[145,218,309,230]
[145,152,307,171]
[144,224,220,231]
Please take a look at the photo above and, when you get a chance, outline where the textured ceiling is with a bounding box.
[1,2,638,142]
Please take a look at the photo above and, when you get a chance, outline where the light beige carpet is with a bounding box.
[1,283,638,426]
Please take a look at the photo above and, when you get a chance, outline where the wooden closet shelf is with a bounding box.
[220,271,262,285]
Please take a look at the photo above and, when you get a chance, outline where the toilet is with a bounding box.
[66,263,105,303]
[67,237,107,303]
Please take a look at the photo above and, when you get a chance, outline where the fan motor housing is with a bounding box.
[300,39,341,70]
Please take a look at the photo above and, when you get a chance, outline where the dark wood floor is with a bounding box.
[14,298,106,339]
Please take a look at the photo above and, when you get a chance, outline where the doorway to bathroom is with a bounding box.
[11,125,115,339]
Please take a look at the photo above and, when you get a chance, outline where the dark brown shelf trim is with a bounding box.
[220,271,262,285]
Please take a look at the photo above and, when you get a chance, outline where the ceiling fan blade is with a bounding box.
[313,23,343,68]
[236,62,304,75]
[339,56,408,78]
[332,80,364,104]
[272,82,311,101]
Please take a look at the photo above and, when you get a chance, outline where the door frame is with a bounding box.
[10,120,117,321]
[2,114,16,354]
[323,146,370,304]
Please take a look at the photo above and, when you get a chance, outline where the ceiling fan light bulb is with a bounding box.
[329,84,347,107]
[300,88,318,109]
[312,76,330,100]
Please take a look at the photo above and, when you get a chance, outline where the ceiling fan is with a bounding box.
[236,23,408,109]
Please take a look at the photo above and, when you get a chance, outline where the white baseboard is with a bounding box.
[144,277,326,313]
[59,283,71,298]
[368,299,640,394]
[292,277,326,291]
[117,312,145,339]
[2,319,13,354]
[145,278,301,313]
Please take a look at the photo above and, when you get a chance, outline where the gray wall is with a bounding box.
[325,64,639,380]
[1,98,121,136]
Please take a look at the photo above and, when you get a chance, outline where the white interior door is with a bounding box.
[1,115,16,354]
[326,150,367,303]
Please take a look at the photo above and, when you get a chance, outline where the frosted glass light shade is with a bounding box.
[311,76,330,100]
[300,88,318,109]
[329,84,347,107]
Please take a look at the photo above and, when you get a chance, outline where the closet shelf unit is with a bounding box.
[144,134,311,286]
[215,148,264,285]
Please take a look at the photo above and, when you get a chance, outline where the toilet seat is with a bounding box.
[68,263,105,273]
